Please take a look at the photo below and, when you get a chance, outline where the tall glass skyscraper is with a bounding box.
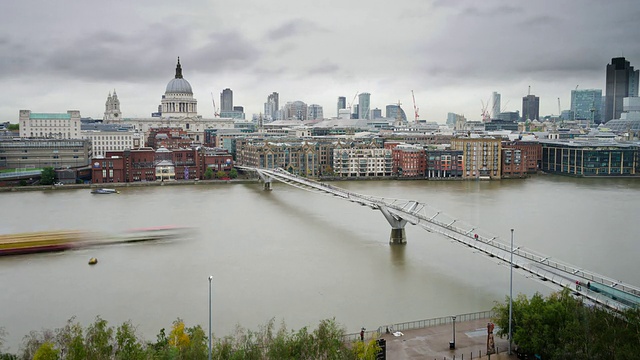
[220,88,233,112]
[571,89,602,124]
[605,57,639,122]
[337,96,346,117]
[358,93,371,120]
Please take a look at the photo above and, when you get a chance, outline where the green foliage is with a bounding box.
[215,170,226,179]
[32,342,58,360]
[40,167,56,185]
[6,316,363,360]
[493,288,640,359]
[228,168,238,179]
[41,170,55,185]
[7,124,18,131]
[204,168,214,180]
[84,316,114,360]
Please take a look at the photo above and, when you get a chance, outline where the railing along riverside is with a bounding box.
[342,310,495,342]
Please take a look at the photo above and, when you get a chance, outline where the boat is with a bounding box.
[91,188,119,194]
[0,230,87,256]
[88,257,98,265]
[117,225,190,243]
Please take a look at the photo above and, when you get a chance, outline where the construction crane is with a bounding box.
[348,91,359,114]
[211,92,219,117]
[480,96,491,122]
[411,90,419,123]
[557,98,562,117]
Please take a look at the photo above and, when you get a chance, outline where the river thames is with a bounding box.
[0,176,638,352]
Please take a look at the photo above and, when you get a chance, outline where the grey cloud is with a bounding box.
[266,19,326,41]
[307,62,340,76]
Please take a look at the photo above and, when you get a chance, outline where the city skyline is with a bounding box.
[0,0,638,122]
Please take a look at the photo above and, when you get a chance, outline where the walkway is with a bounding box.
[380,318,514,360]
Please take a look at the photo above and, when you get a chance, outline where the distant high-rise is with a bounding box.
[220,88,233,112]
[284,101,308,120]
[605,57,639,122]
[307,104,323,120]
[371,108,382,119]
[386,104,406,122]
[358,93,371,120]
[337,96,346,116]
[522,94,540,121]
[571,89,602,124]
[491,92,501,119]
[264,92,279,120]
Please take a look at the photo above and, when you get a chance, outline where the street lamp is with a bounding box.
[208,275,213,360]
[509,229,514,355]
[450,315,456,349]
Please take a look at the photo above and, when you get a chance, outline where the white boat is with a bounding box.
[91,188,119,194]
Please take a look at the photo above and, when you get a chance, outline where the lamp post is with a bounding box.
[208,275,213,360]
[509,229,514,355]
[450,315,456,349]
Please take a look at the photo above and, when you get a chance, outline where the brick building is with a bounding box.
[91,146,233,183]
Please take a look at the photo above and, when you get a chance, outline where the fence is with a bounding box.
[342,310,495,342]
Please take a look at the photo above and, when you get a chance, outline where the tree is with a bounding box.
[40,167,55,185]
[229,168,238,179]
[84,316,114,360]
[215,170,226,179]
[168,319,190,355]
[204,168,214,180]
[32,342,58,360]
[114,321,145,360]
[55,317,86,360]
[7,124,18,131]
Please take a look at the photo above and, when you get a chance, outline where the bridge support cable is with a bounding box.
[236,166,640,311]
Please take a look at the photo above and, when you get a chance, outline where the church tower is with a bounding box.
[104,90,122,123]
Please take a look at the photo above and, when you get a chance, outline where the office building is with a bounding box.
[307,104,324,120]
[492,92,501,119]
[386,105,407,122]
[522,94,540,121]
[371,108,382,119]
[283,101,308,120]
[264,92,279,120]
[571,89,602,125]
[337,96,346,117]
[605,57,639,122]
[220,88,233,112]
[19,110,82,139]
[358,93,371,120]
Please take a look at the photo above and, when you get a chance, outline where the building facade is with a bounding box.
[450,136,502,179]
[264,92,279,121]
[522,95,540,121]
[426,150,463,178]
[358,93,371,120]
[337,96,346,117]
[333,147,392,178]
[307,104,324,120]
[571,89,602,125]
[605,57,639,122]
[540,139,637,176]
[19,110,81,139]
[220,88,233,112]
[0,139,91,169]
[389,144,426,178]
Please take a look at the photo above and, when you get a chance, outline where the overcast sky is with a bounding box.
[1,0,639,123]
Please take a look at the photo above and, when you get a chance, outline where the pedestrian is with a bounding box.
[360,327,365,341]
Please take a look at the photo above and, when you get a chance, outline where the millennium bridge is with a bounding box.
[237,166,640,313]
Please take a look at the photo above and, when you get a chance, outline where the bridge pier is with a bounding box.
[389,228,407,245]
[379,206,407,245]
[263,180,272,191]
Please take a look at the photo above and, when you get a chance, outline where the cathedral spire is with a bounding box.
[175,57,183,79]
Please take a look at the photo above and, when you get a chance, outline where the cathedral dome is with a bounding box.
[166,78,192,94]
[165,57,193,94]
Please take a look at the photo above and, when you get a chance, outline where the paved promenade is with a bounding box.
[378,318,515,360]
